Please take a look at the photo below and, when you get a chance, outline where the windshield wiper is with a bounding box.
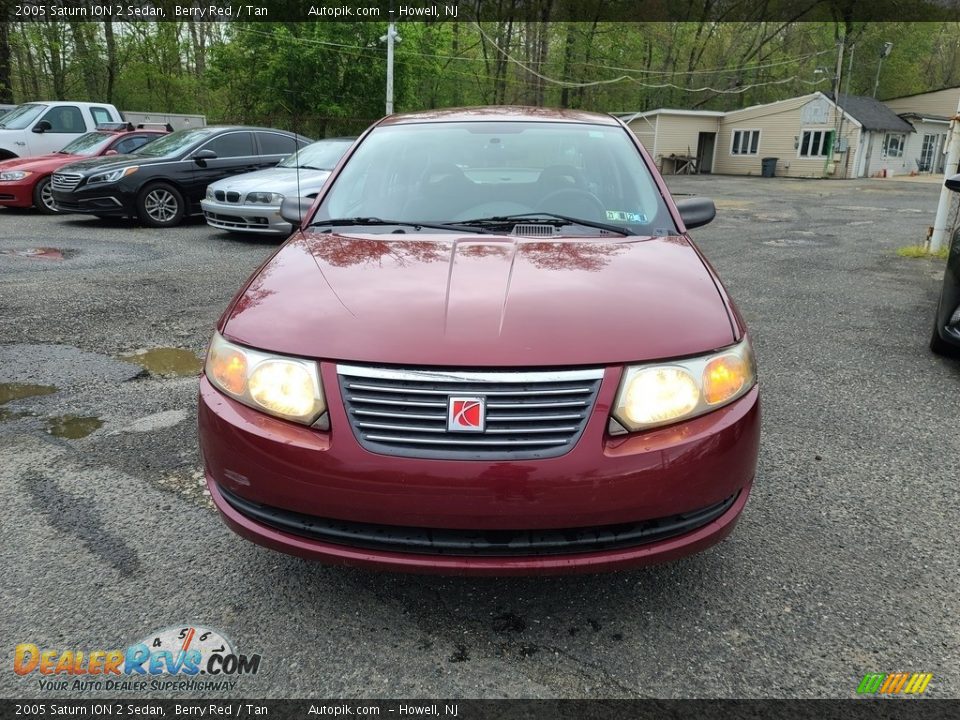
[298,165,330,171]
[455,212,634,236]
[311,217,491,234]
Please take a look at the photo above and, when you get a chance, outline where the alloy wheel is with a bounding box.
[144,188,179,223]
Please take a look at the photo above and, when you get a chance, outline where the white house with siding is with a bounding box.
[883,86,960,174]
[622,109,724,173]
[620,91,919,179]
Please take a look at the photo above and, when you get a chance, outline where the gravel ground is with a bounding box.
[0,176,957,699]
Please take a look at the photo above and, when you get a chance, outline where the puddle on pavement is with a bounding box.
[45,415,103,439]
[0,408,32,422]
[0,247,66,260]
[0,382,58,405]
[121,348,203,377]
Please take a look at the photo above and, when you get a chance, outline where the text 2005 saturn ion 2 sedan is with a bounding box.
[199,107,760,575]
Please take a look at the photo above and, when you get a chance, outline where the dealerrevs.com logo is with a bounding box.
[14,625,262,692]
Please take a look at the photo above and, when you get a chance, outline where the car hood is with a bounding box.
[207,167,332,195]
[54,154,147,175]
[0,153,82,172]
[221,231,736,367]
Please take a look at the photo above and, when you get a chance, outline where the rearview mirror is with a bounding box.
[945,174,960,192]
[32,120,52,134]
[192,149,217,163]
[280,196,313,228]
[675,197,716,230]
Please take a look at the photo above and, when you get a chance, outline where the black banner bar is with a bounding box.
[5,0,960,23]
[2,700,959,720]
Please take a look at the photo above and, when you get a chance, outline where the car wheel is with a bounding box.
[137,183,185,228]
[930,311,960,357]
[32,177,60,214]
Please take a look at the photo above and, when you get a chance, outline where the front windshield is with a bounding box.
[279,139,353,169]
[0,104,47,130]
[313,121,676,235]
[133,127,216,158]
[58,131,114,156]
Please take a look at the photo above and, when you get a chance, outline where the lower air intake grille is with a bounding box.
[219,484,739,557]
[337,364,604,460]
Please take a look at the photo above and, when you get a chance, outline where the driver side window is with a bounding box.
[40,106,84,133]
[198,132,255,158]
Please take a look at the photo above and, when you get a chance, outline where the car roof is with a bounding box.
[378,106,621,127]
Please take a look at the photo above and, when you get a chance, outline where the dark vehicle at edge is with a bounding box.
[50,126,311,227]
[931,174,960,356]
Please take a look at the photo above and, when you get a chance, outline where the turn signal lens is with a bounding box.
[703,354,747,405]
[204,332,325,425]
[621,367,700,426]
[208,342,247,395]
[249,361,317,419]
[612,337,756,433]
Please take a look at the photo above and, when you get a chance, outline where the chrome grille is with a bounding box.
[51,173,82,192]
[337,365,604,460]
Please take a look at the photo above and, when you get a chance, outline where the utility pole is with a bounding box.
[381,7,400,115]
[873,42,893,99]
[929,95,960,254]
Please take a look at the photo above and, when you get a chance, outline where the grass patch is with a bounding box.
[897,244,949,259]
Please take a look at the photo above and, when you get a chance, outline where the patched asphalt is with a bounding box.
[0,176,957,699]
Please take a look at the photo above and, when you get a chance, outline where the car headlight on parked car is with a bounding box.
[205,332,326,425]
[612,337,756,432]
[87,166,138,185]
[245,192,284,204]
[0,170,31,181]
[205,186,214,200]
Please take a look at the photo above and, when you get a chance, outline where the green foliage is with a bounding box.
[897,244,950,259]
[4,19,960,132]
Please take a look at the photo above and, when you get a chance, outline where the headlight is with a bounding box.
[0,170,31,181]
[87,166,138,184]
[245,191,284,204]
[205,186,214,200]
[612,337,756,432]
[204,332,326,425]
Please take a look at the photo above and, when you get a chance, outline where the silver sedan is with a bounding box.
[201,137,354,235]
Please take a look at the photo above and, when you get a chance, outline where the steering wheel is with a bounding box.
[537,164,588,190]
[537,188,607,221]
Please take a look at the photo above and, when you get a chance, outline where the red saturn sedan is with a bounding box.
[199,107,760,575]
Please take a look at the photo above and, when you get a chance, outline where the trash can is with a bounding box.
[761,157,778,178]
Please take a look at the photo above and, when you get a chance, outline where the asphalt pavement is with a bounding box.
[1,176,957,699]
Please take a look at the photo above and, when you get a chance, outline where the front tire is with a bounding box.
[32,176,61,214]
[930,301,960,357]
[137,182,185,228]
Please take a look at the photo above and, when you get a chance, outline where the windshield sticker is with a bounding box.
[606,210,647,223]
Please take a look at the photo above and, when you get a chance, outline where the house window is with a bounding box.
[731,129,760,156]
[799,129,834,158]
[884,133,906,158]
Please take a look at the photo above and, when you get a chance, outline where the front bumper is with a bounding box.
[0,179,36,208]
[51,186,130,216]
[201,198,291,235]
[199,365,760,575]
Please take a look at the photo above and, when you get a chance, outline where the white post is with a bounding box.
[384,19,398,115]
[929,96,960,253]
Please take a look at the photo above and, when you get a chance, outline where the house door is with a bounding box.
[920,134,939,172]
[696,132,716,174]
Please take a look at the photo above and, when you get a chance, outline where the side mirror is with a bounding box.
[280,196,313,228]
[32,120,52,134]
[945,173,960,192]
[675,197,716,230]
[192,149,217,164]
